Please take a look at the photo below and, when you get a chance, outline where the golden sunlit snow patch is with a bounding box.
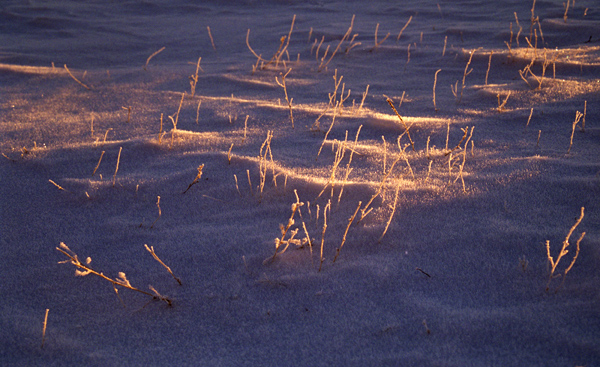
[475,78,600,108]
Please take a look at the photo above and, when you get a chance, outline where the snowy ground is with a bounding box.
[1,0,599,366]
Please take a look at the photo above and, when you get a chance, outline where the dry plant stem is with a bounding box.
[458,50,475,103]
[144,244,182,285]
[373,23,390,50]
[319,15,355,72]
[497,91,511,112]
[246,15,295,70]
[581,101,587,132]
[122,106,131,123]
[316,101,340,159]
[242,115,249,143]
[207,26,216,50]
[433,69,441,112]
[90,114,94,139]
[485,51,493,85]
[144,46,166,71]
[386,97,414,151]
[189,57,202,97]
[530,0,537,40]
[102,128,112,145]
[150,196,161,228]
[195,101,202,125]
[567,111,583,154]
[49,178,67,191]
[318,135,348,200]
[358,85,369,113]
[382,136,387,174]
[338,125,362,204]
[64,64,90,90]
[158,113,164,144]
[358,156,401,223]
[526,108,534,128]
[442,36,447,56]
[170,92,185,149]
[379,174,402,242]
[92,150,105,176]
[183,164,205,194]
[112,147,122,187]
[41,309,49,348]
[275,68,294,128]
[328,69,343,106]
[514,12,522,46]
[246,169,253,195]
[397,136,415,180]
[233,174,241,197]
[397,15,413,41]
[275,15,296,66]
[258,131,274,200]
[454,127,474,192]
[56,243,172,305]
[445,127,468,156]
[423,319,431,334]
[318,200,331,272]
[315,36,325,60]
[345,33,361,54]
[267,192,303,263]
[333,200,362,263]
[227,143,234,164]
[563,0,570,23]
[546,207,585,292]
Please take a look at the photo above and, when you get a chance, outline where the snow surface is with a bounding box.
[1,0,599,366]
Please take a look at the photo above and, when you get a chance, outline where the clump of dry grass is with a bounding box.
[264,190,306,264]
[246,15,296,72]
[318,15,355,72]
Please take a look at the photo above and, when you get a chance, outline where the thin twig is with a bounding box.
[144,47,166,71]
[64,64,90,90]
[144,244,182,285]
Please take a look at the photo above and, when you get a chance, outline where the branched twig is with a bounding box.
[546,207,586,292]
[56,243,172,306]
